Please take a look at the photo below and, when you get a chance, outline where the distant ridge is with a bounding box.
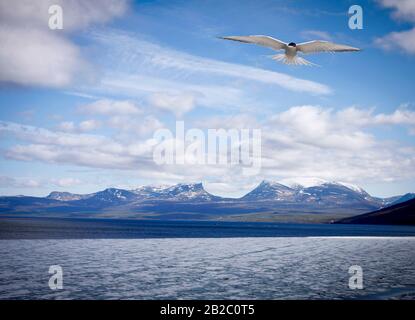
[0,180,413,222]
[337,198,415,226]
[388,193,415,207]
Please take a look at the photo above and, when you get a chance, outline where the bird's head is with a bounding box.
[288,42,297,47]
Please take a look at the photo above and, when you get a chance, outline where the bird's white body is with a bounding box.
[285,45,297,58]
[271,44,314,65]
[220,35,361,66]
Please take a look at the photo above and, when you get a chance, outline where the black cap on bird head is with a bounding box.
[288,42,297,47]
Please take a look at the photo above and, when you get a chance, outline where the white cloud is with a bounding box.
[98,74,249,112]
[0,0,128,31]
[195,106,415,186]
[376,0,415,55]
[76,99,163,136]
[0,175,82,190]
[269,105,415,147]
[260,106,415,184]
[301,30,332,41]
[79,119,101,131]
[51,177,82,187]
[0,176,41,188]
[148,92,196,117]
[0,27,86,87]
[79,99,142,115]
[0,0,128,87]
[377,0,415,22]
[1,121,107,147]
[375,28,415,55]
[373,107,415,125]
[108,115,163,136]
[194,114,258,130]
[58,121,76,132]
[1,105,415,192]
[0,120,156,170]
[269,105,374,150]
[58,120,101,132]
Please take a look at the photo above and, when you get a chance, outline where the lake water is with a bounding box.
[1,218,415,300]
[2,217,415,239]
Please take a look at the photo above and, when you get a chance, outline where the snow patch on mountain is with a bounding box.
[131,183,217,201]
[279,177,328,189]
[278,178,368,194]
[47,191,92,201]
[336,182,366,194]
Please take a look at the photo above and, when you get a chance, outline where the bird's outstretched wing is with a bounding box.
[296,40,360,54]
[220,35,287,51]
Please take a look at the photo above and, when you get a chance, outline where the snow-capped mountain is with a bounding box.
[62,188,140,207]
[87,188,138,203]
[131,185,171,199]
[47,191,91,201]
[133,183,220,201]
[240,179,379,209]
[294,182,375,206]
[279,178,367,194]
[335,182,367,194]
[279,177,329,189]
[241,180,296,201]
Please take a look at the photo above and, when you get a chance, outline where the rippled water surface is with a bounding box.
[1,237,415,299]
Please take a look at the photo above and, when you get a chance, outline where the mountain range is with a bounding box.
[0,180,414,222]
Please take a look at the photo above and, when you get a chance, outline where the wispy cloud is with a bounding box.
[57,120,101,133]
[301,30,332,41]
[85,30,331,100]
[0,175,82,190]
[375,28,415,55]
[78,99,142,115]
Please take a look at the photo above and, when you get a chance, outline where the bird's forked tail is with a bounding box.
[271,54,317,66]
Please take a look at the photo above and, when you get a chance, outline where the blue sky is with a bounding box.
[0,0,415,197]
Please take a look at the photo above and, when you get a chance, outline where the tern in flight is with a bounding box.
[220,35,360,66]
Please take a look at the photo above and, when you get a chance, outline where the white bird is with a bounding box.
[220,35,360,66]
